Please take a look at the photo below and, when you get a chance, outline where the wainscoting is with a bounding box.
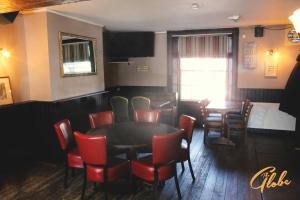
[0,87,289,167]
[178,88,288,129]
[0,91,111,165]
[237,88,284,103]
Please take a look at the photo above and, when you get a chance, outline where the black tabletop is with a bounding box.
[87,121,178,149]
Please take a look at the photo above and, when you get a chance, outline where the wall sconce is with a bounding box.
[289,8,300,33]
[0,48,10,58]
[264,49,279,78]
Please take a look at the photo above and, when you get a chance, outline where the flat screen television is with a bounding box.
[104,31,154,61]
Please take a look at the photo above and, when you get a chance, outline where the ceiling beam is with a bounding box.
[0,0,89,14]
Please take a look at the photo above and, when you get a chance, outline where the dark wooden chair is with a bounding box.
[110,96,129,122]
[133,110,160,123]
[54,119,83,188]
[88,111,114,129]
[226,99,251,120]
[131,131,183,199]
[178,114,196,181]
[74,132,130,200]
[200,104,223,145]
[131,96,151,111]
[225,103,253,146]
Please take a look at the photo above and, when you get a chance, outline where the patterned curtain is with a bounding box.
[178,35,228,58]
[63,42,90,63]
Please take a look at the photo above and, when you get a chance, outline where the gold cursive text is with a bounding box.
[249,166,291,193]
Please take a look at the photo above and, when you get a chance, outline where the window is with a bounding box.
[180,57,228,101]
[178,34,233,101]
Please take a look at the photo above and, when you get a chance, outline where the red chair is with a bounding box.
[74,132,130,200]
[88,111,114,129]
[54,119,83,188]
[131,131,183,199]
[178,114,196,181]
[133,110,160,123]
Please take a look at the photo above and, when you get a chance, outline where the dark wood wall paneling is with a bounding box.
[0,91,111,165]
[106,86,177,125]
[107,86,168,98]
[106,86,285,127]
[177,88,285,127]
[237,88,284,103]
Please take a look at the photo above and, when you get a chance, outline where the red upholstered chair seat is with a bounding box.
[131,156,176,182]
[178,114,196,182]
[130,131,183,199]
[54,119,83,188]
[88,111,114,129]
[68,149,84,168]
[133,110,160,123]
[86,158,129,183]
[74,132,130,199]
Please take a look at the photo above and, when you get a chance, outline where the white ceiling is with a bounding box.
[48,0,300,31]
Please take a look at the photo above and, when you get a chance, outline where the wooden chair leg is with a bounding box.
[81,170,87,200]
[174,166,182,199]
[187,156,195,181]
[242,128,248,146]
[227,126,231,141]
[71,168,75,177]
[104,169,108,200]
[153,179,158,200]
[180,161,185,172]
[104,182,108,200]
[204,128,208,145]
[64,163,69,188]
[153,168,159,200]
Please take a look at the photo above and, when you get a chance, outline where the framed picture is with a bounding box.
[0,77,13,105]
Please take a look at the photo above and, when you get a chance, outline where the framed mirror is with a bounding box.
[59,32,97,77]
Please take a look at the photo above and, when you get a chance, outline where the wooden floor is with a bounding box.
[1,129,300,200]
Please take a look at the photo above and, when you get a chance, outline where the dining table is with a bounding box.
[205,100,241,146]
[87,121,178,159]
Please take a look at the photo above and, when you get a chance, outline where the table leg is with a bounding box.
[126,148,137,160]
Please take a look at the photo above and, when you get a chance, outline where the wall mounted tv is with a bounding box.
[104,31,154,61]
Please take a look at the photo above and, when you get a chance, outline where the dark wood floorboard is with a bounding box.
[1,129,299,200]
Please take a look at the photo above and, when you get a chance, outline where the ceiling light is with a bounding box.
[289,8,300,33]
[191,3,200,10]
[227,15,240,22]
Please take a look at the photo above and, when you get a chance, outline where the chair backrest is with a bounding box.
[110,96,129,122]
[241,99,251,115]
[152,130,183,165]
[199,103,208,127]
[179,114,196,144]
[89,111,114,129]
[244,103,253,125]
[131,96,151,111]
[54,119,74,151]
[74,132,107,165]
[134,110,160,123]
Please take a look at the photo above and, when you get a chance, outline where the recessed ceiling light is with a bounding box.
[191,3,200,10]
[227,15,240,22]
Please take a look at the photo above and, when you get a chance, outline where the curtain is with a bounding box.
[177,35,228,58]
[63,42,90,63]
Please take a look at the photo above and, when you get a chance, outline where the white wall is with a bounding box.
[117,32,167,86]
[24,12,52,101]
[0,15,30,102]
[47,12,105,100]
[238,27,300,89]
